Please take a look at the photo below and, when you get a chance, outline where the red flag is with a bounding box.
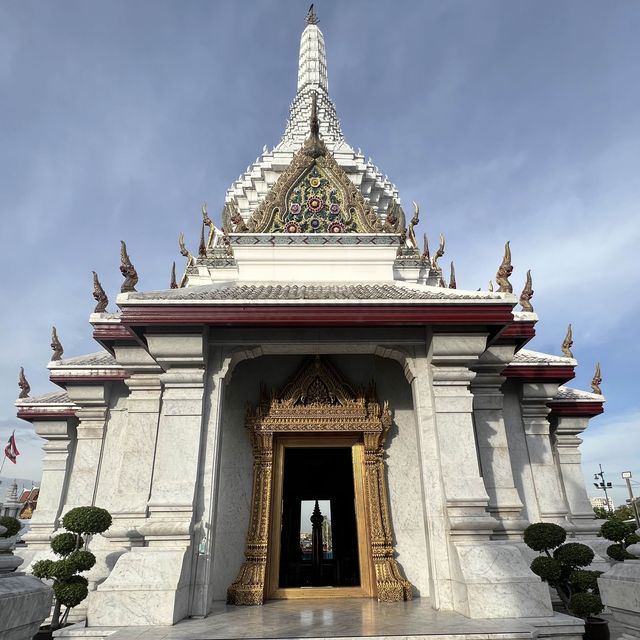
[4,433,19,464]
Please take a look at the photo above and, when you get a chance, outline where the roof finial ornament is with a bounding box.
[50,326,63,362]
[305,3,319,25]
[489,280,494,292]
[198,222,207,257]
[519,269,534,312]
[202,202,218,248]
[431,234,445,271]
[421,233,430,264]
[561,324,574,358]
[18,367,30,399]
[92,271,109,313]
[449,262,457,289]
[496,241,513,293]
[591,362,602,395]
[170,261,178,289]
[407,202,419,249]
[119,241,138,293]
[304,91,324,158]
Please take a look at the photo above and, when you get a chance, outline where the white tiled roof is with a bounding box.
[512,348,576,366]
[554,386,603,401]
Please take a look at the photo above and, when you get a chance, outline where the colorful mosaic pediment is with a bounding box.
[241,133,401,234]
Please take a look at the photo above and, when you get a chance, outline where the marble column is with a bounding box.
[22,418,76,551]
[472,346,527,539]
[61,384,111,514]
[553,416,601,537]
[405,350,456,611]
[88,331,208,627]
[430,333,496,539]
[429,334,553,619]
[101,344,163,546]
[520,383,571,527]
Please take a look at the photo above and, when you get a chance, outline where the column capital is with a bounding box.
[145,331,207,371]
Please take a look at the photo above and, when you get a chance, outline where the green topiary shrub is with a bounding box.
[51,533,79,556]
[523,522,602,618]
[0,516,21,538]
[553,543,595,567]
[31,505,112,630]
[569,569,602,594]
[523,522,566,551]
[62,507,112,535]
[600,518,638,561]
[569,592,604,618]
[606,543,634,561]
[530,556,563,584]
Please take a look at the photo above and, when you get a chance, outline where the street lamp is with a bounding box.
[593,464,613,514]
[622,471,640,529]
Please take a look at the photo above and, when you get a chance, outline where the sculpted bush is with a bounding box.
[32,506,111,630]
[599,518,638,561]
[523,522,603,619]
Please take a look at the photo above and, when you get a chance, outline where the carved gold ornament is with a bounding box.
[227,357,412,605]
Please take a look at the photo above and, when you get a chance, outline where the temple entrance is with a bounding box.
[267,438,373,599]
[226,357,412,605]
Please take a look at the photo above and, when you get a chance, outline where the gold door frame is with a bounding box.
[267,435,374,600]
[226,356,413,605]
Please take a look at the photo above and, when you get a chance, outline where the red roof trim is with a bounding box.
[92,325,135,341]
[503,365,575,384]
[120,303,515,327]
[548,402,604,417]
[17,409,77,421]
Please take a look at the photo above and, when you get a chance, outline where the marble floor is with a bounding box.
[103,598,579,640]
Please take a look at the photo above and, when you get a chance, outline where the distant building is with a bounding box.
[18,487,39,519]
[590,496,615,511]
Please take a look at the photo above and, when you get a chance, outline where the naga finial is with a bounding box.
[519,269,534,312]
[489,280,494,292]
[496,241,513,293]
[431,234,445,270]
[202,202,219,248]
[198,222,207,257]
[170,261,178,289]
[119,240,138,293]
[221,227,234,256]
[92,271,108,313]
[407,201,419,249]
[51,326,63,362]
[561,324,574,358]
[18,367,30,399]
[421,233,430,264]
[305,3,319,25]
[591,362,602,395]
[449,261,457,289]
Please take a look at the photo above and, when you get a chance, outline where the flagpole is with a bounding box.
[0,453,6,475]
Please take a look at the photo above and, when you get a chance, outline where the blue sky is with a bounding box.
[0,1,639,505]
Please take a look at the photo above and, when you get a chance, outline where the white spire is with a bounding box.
[297,17,328,92]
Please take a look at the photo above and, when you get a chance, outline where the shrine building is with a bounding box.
[16,8,606,640]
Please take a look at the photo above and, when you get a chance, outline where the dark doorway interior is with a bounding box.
[278,447,360,588]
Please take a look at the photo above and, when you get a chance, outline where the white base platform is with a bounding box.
[53,598,585,640]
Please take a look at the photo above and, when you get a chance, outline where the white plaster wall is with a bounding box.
[503,382,539,524]
[209,353,430,601]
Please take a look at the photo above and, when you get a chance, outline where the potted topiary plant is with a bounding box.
[599,519,639,561]
[31,506,112,637]
[0,515,23,573]
[524,522,607,640]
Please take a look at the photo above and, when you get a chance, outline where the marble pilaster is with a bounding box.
[520,383,571,527]
[472,346,528,539]
[553,416,601,537]
[88,331,208,627]
[101,345,163,546]
[429,333,496,539]
[22,419,75,550]
[61,384,111,514]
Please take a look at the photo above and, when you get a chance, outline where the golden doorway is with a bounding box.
[226,356,412,605]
